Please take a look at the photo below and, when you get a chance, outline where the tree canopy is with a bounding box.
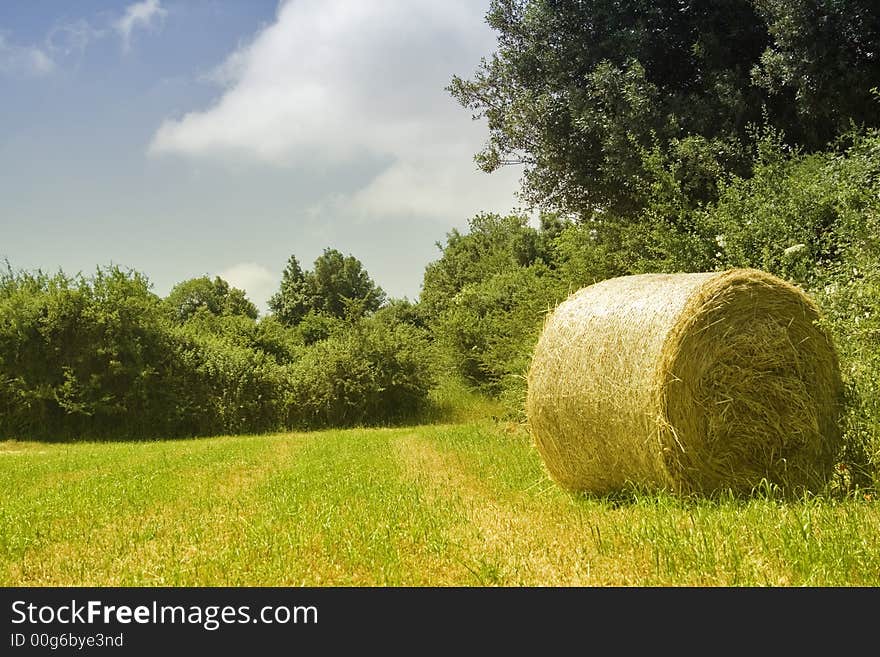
[449,0,880,217]
[268,249,386,326]
[164,276,258,323]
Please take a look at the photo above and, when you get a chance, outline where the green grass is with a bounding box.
[1,420,877,586]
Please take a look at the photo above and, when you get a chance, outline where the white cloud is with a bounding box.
[217,262,277,313]
[149,0,521,221]
[47,19,104,58]
[0,34,54,77]
[115,0,168,52]
[2,1,163,78]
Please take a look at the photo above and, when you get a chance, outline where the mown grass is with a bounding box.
[1,420,877,586]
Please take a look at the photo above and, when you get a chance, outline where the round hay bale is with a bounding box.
[526,268,843,496]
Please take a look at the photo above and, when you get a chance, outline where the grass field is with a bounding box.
[2,418,878,587]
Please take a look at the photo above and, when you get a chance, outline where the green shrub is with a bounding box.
[420,213,551,321]
[705,130,880,488]
[0,266,293,440]
[371,298,427,330]
[433,264,566,414]
[0,267,172,439]
[285,318,436,429]
[293,311,345,346]
[551,141,721,287]
[819,259,880,490]
[164,324,290,436]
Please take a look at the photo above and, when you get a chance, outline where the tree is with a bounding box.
[165,276,258,323]
[449,0,880,217]
[310,248,385,319]
[268,249,386,327]
[268,256,312,327]
[752,0,880,147]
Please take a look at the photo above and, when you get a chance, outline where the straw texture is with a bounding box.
[526,269,843,495]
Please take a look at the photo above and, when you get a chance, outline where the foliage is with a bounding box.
[269,249,386,326]
[163,323,290,437]
[450,0,880,216]
[420,212,555,320]
[371,297,427,330]
[0,267,291,439]
[0,255,439,440]
[704,130,880,487]
[165,275,258,323]
[293,311,345,347]
[435,264,565,396]
[267,256,312,327]
[420,212,571,417]
[752,0,880,147]
[286,316,437,429]
[0,267,174,439]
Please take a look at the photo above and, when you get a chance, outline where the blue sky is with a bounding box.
[0,0,521,312]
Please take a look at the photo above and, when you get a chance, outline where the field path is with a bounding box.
[395,433,632,585]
